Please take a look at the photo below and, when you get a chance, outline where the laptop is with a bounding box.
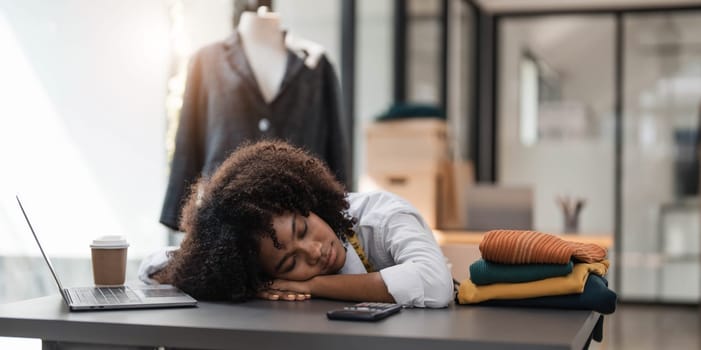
[16,195,198,311]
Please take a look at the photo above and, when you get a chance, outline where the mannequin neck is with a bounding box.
[238,11,283,47]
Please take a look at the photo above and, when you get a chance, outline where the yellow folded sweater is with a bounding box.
[457,260,610,304]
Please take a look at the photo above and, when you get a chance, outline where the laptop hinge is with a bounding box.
[62,289,74,306]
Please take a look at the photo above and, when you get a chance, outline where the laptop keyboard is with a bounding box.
[72,286,141,305]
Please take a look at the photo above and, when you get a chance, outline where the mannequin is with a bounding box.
[159,6,350,231]
[238,7,287,103]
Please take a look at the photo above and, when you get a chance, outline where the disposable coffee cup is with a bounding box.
[90,235,129,286]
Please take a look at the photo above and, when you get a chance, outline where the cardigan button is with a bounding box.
[258,118,270,132]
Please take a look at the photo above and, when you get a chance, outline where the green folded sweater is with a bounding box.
[469,259,574,285]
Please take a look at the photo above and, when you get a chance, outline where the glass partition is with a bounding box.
[498,10,701,303]
[622,11,701,303]
[498,15,616,237]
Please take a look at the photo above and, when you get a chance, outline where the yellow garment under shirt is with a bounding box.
[346,232,375,273]
[457,260,610,304]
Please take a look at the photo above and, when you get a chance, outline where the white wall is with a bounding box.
[0,0,233,316]
[0,0,232,260]
[0,5,233,349]
[0,0,170,259]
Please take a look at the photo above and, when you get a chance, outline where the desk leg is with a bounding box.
[42,340,157,350]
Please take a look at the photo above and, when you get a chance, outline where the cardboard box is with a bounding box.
[440,160,474,229]
[366,119,448,174]
[364,119,474,229]
[368,170,444,228]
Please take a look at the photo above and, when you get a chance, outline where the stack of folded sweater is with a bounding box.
[456,229,617,315]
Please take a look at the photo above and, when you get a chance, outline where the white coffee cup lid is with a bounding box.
[90,235,129,249]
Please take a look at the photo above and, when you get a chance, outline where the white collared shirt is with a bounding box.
[343,191,453,308]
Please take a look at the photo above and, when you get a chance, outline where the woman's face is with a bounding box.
[259,212,347,281]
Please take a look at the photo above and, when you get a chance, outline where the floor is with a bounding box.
[592,304,700,350]
[0,304,698,349]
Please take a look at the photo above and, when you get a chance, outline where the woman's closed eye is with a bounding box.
[284,217,308,273]
[285,256,297,273]
[299,217,308,239]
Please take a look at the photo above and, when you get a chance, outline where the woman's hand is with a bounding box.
[257,274,394,304]
[256,279,313,301]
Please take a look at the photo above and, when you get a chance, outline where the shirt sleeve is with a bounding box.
[377,212,454,308]
[137,247,179,285]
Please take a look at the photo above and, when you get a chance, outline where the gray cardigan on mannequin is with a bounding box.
[160,32,351,230]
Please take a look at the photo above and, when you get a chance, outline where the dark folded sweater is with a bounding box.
[474,274,617,315]
[469,259,574,285]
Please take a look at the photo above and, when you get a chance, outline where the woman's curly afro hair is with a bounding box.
[160,140,355,301]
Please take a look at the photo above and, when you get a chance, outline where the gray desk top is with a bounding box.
[0,296,599,350]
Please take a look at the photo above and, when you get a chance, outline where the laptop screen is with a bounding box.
[15,195,70,303]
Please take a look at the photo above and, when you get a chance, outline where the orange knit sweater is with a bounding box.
[479,229,607,264]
